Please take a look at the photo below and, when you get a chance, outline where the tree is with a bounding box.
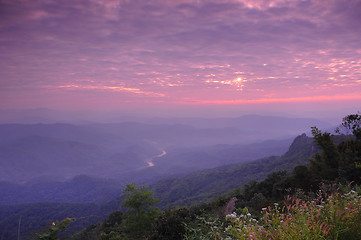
[121,183,160,240]
[336,113,361,140]
[309,126,340,182]
[151,207,191,240]
[309,113,361,185]
[336,113,361,182]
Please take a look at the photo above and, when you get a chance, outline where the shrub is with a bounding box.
[186,186,361,240]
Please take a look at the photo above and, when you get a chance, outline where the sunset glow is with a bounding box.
[1,0,360,116]
[195,94,361,105]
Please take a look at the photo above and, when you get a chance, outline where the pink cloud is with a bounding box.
[0,0,360,114]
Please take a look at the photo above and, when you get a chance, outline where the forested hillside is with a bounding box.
[68,113,361,240]
[0,135,298,239]
[0,114,359,240]
[151,133,317,207]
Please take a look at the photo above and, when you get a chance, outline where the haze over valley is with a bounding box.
[0,114,331,185]
[1,0,360,239]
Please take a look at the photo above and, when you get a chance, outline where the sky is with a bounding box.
[1,0,361,119]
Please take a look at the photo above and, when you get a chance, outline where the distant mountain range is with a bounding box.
[0,137,292,203]
[0,114,331,183]
[0,132,319,239]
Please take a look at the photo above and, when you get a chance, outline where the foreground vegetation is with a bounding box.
[185,185,361,240]
[36,113,361,239]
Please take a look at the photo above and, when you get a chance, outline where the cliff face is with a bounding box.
[284,133,317,158]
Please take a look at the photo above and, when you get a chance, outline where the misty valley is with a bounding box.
[2,0,361,238]
[0,115,329,183]
[0,114,360,240]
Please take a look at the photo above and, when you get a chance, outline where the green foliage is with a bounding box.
[150,207,192,240]
[121,183,160,240]
[35,218,72,240]
[309,113,361,185]
[309,126,340,182]
[69,211,124,240]
[68,184,161,240]
[0,201,115,240]
[122,183,159,211]
[336,113,361,139]
[186,187,361,240]
[184,214,228,240]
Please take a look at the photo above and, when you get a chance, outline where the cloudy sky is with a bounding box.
[1,0,360,117]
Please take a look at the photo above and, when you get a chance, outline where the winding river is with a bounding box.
[145,149,167,167]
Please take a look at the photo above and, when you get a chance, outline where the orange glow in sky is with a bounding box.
[0,0,360,116]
